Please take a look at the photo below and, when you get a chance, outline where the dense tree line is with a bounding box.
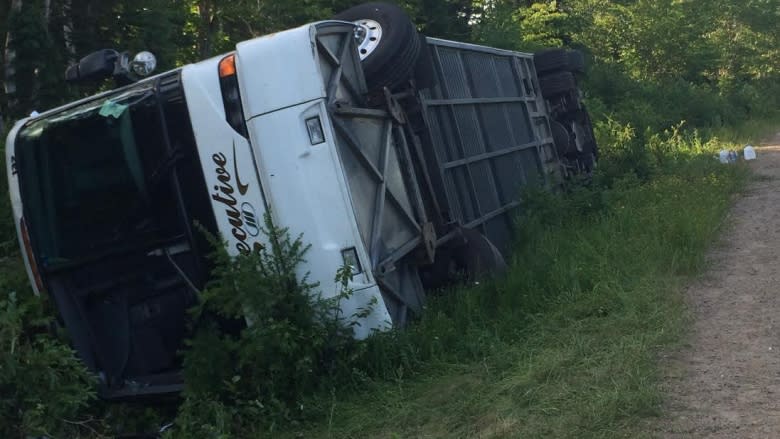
[1,0,778,125]
[476,0,780,130]
[0,0,472,118]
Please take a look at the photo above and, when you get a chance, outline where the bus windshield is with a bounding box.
[16,82,175,266]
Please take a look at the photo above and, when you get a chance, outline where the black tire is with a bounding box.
[420,228,506,288]
[334,2,421,91]
[534,49,585,74]
[454,228,507,280]
[573,109,598,164]
[568,50,586,73]
[538,71,577,98]
[551,120,574,156]
[419,246,457,290]
[559,108,597,172]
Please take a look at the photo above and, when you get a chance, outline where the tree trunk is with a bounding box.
[4,0,23,97]
[30,0,52,105]
[62,0,76,62]
[198,0,218,58]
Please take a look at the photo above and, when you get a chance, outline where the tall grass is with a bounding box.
[266,125,749,438]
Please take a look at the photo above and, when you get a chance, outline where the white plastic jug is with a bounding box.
[744,145,757,160]
[719,150,730,163]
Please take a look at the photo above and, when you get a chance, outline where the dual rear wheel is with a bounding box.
[534,48,598,174]
[334,2,433,91]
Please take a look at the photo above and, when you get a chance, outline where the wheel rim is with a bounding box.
[353,19,383,60]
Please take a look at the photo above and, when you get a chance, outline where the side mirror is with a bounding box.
[65,49,120,83]
[65,49,157,85]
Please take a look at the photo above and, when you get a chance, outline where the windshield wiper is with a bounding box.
[148,143,186,188]
[152,76,205,285]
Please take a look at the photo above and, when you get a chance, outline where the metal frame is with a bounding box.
[315,23,427,324]
[312,26,567,321]
[417,37,562,251]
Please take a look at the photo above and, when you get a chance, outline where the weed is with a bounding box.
[0,261,97,438]
[168,213,366,436]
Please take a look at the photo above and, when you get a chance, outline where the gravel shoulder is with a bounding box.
[659,132,780,438]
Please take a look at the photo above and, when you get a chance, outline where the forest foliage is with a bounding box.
[0,0,778,128]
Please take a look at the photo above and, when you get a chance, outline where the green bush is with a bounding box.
[169,215,367,436]
[581,60,780,137]
[0,287,97,438]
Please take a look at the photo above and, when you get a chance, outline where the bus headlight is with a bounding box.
[305,116,325,145]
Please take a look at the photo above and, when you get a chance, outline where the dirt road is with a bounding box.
[659,134,780,437]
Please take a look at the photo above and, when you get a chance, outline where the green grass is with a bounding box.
[709,118,780,145]
[272,144,749,438]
